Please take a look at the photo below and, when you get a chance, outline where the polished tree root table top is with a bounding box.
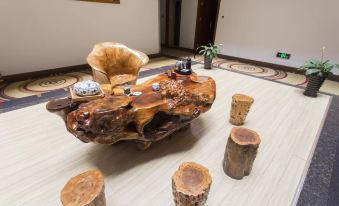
[0,65,331,205]
[48,71,216,150]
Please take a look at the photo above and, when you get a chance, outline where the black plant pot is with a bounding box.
[303,76,325,97]
[204,57,213,69]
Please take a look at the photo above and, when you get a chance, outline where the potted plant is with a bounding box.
[197,43,220,69]
[299,47,338,97]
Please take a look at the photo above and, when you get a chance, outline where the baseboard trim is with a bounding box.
[218,54,303,74]
[3,53,163,83]
[4,52,338,83]
[162,46,339,82]
[218,54,339,82]
[3,64,89,83]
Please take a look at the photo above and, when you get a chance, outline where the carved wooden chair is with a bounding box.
[87,42,149,91]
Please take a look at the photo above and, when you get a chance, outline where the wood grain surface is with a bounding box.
[65,71,216,149]
[87,42,149,85]
[0,65,330,205]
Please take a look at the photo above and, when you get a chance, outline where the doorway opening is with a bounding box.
[173,0,182,46]
[194,0,221,49]
[160,0,182,47]
[160,0,220,53]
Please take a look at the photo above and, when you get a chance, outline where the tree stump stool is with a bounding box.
[172,162,212,206]
[229,94,254,125]
[60,170,106,206]
[223,127,261,180]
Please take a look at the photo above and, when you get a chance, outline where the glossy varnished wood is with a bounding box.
[64,71,216,149]
[0,65,331,205]
[87,42,149,86]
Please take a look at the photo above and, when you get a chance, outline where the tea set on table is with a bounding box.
[71,58,193,100]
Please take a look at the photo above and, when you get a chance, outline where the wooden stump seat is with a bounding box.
[229,94,254,125]
[223,127,261,180]
[172,162,212,206]
[60,170,106,206]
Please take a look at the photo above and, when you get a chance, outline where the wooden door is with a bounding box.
[194,0,220,49]
[174,0,182,46]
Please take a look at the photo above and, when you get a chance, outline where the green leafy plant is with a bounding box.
[299,47,339,78]
[197,43,220,60]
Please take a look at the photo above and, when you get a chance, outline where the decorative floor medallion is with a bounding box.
[23,75,79,92]
[0,72,92,100]
[1,55,339,113]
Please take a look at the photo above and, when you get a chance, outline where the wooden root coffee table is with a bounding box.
[47,70,216,150]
